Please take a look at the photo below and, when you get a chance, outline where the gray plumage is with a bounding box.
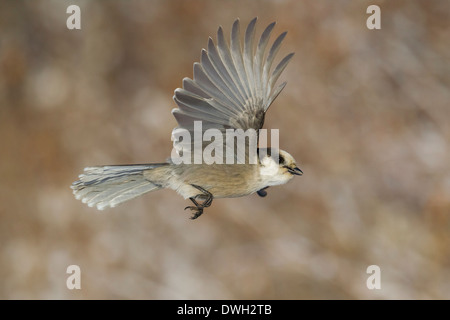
[72,165,167,210]
[71,18,300,216]
[172,17,294,132]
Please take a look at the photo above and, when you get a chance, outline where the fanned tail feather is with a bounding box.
[71,164,167,210]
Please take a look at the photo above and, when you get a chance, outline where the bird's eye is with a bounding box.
[278,154,285,165]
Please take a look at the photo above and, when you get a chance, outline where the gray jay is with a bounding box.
[71,18,303,219]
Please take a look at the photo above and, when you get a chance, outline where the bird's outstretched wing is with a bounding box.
[172,17,294,132]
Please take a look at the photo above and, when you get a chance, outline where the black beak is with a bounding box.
[288,167,303,176]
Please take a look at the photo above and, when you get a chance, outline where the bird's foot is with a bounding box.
[184,184,213,220]
[257,186,269,197]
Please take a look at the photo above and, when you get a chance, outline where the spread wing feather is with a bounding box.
[172,17,293,132]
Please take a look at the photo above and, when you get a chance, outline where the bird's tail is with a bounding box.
[71,164,169,210]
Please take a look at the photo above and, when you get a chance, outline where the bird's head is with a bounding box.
[258,148,302,186]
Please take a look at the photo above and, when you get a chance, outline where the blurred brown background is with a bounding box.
[1,0,449,299]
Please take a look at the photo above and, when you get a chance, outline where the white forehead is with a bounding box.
[279,149,295,163]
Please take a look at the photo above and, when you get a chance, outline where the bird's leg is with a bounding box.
[257,186,269,197]
[184,184,213,220]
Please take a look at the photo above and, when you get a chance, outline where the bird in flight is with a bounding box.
[71,18,303,219]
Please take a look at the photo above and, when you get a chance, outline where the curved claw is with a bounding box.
[190,210,203,220]
[184,185,213,220]
[184,205,203,220]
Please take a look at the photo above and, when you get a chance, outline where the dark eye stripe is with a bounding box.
[278,154,285,165]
